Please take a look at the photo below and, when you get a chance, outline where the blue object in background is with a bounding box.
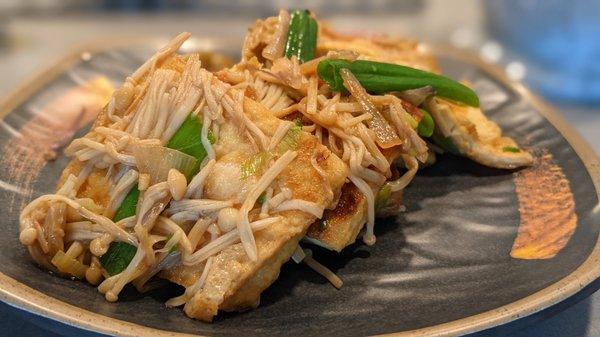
[486,0,600,105]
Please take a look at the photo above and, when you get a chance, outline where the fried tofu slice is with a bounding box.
[184,137,346,321]
[317,24,439,72]
[28,54,192,264]
[425,98,533,169]
[162,98,348,321]
[57,53,226,209]
[33,51,233,270]
[303,26,436,253]
[309,29,531,252]
[305,183,367,252]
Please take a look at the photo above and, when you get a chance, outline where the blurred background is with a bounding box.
[0,0,599,152]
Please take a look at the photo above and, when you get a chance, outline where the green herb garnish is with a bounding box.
[285,10,318,63]
[318,218,328,231]
[375,185,392,212]
[317,59,479,107]
[503,146,521,153]
[167,114,215,178]
[416,109,435,138]
[257,192,267,205]
[112,186,140,222]
[100,241,137,276]
[241,152,272,180]
[104,186,140,275]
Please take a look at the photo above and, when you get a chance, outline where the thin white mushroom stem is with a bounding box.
[183,216,281,266]
[348,174,376,246]
[385,155,419,192]
[20,194,137,246]
[129,32,191,83]
[237,150,297,261]
[165,257,213,307]
[186,159,216,199]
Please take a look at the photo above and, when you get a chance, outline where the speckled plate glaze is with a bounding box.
[0,38,599,337]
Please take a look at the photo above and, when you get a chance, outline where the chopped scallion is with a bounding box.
[503,146,521,153]
[284,9,318,63]
[100,241,137,276]
[317,59,480,107]
[417,109,435,138]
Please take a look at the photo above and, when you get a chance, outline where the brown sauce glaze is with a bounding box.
[511,152,577,259]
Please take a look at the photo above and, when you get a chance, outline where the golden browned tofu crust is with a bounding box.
[306,183,367,252]
[168,92,349,321]
[183,133,348,321]
[55,54,192,214]
[317,24,440,73]
[425,98,533,169]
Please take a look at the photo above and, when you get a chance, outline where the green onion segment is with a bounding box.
[99,241,138,276]
[285,9,318,63]
[416,109,435,138]
[102,115,213,275]
[502,146,521,153]
[317,59,479,107]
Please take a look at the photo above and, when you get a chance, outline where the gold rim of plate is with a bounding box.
[0,38,598,337]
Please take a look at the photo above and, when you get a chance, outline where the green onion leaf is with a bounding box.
[241,121,302,181]
[317,59,480,107]
[318,218,328,231]
[100,241,137,276]
[503,146,521,153]
[257,192,267,205]
[167,114,215,177]
[165,234,179,253]
[241,152,272,180]
[430,130,460,155]
[114,115,213,223]
[101,186,139,275]
[51,250,87,279]
[278,122,302,154]
[103,114,214,275]
[417,109,435,138]
[102,186,140,275]
[133,145,198,184]
[112,186,140,222]
[375,185,392,212]
[285,9,318,63]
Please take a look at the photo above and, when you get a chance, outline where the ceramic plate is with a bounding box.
[0,38,598,337]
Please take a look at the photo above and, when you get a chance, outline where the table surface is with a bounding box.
[0,2,599,336]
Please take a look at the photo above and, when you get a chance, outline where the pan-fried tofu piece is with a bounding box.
[425,98,533,169]
[317,24,439,73]
[305,183,367,252]
[303,26,434,253]
[29,54,191,263]
[174,134,346,321]
[162,98,348,321]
